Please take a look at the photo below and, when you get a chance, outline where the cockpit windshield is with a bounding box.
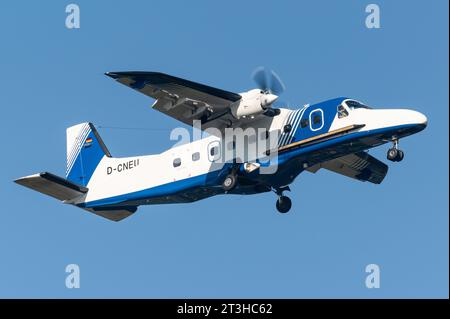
[337,104,348,118]
[345,100,371,110]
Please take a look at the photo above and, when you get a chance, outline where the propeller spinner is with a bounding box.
[252,66,286,116]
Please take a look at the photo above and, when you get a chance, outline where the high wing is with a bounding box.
[307,152,388,184]
[105,71,242,132]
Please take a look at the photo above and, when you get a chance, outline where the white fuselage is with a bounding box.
[77,99,427,207]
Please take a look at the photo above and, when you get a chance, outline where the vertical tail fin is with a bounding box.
[66,123,111,186]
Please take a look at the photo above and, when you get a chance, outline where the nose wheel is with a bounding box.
[387,139,405,162]
[274,187,292,214]
[276,196,292,213]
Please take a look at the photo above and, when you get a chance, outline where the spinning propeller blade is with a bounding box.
[251,66,286,95]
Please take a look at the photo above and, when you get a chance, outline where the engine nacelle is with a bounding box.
[230,89,278,119]
[230,99,265,119]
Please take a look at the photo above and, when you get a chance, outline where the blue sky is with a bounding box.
[0,0,448,298]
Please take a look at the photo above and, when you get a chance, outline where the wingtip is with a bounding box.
[105,71,161,79]
[14,172,45,184]
[105,72,120,79]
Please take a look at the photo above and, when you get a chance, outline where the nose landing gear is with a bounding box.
[276,196,292,213]
[387,139,405,162]
[274,187,292,214]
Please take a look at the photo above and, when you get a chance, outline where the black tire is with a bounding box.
[387,148,398,161]
[276,196,292,214]
[222,174,237,191]
[396,150,404,162]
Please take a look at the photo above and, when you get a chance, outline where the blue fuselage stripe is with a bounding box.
[287,106,307,144]
[278,110,295,146]
[81,123,423,209]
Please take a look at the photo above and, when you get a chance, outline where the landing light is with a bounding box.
[244,162,261,173]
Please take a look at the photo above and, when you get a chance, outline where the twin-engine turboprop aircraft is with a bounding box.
[15,69,427,221]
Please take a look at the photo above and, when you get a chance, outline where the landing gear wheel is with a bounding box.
[387,148,398,162]
[387,148,405,162]
[276,196,292,214]
[222,174,237,191]
[395,150,404,162]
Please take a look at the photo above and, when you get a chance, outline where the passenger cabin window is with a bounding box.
[283,124,292,133]
[337,105,349,118]
[192,152,200,161]
[346,100,371,110]
[173,158,181,167]
[208,141,221,162]
[300,118,309,128]
[210,146,218,156]
[313,115,322,125]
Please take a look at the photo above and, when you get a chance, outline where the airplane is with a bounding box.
[14,68,428,221]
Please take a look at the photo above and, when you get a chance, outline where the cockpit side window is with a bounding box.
[337,104,349,118]
[346,100,371,110]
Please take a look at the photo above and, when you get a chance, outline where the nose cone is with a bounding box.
[394,109,427,127]
[408,110,428,132]
[368,109,427,137]
[414,111,428,127]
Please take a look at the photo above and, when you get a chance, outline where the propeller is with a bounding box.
[251,67,286,117]
[251,66,286,95]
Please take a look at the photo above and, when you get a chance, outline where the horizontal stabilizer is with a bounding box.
[84,206,137,222]
[14,172,88,201]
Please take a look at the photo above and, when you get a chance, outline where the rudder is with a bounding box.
[66,122,111,186]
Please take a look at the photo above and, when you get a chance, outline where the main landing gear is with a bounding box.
[274,187,292,214]
[222,166,239,192]
[222,174,237,191]
[387,139,405,162]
